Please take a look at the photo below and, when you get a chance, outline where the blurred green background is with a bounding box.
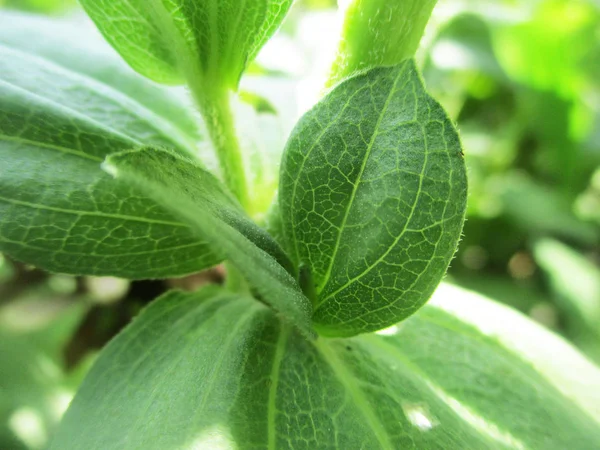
[1,0,599,448]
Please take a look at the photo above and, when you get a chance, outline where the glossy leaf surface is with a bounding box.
[79,0,294,89]
[104,147,313,337]
[50,284,600,449]
[280,61,467,336]
[0,13,221,279]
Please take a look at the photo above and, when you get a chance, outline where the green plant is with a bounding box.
[0,1,599,448]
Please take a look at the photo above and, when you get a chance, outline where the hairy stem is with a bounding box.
[198,89,249,208]
[328,0,438,86]
[145,0,249,207]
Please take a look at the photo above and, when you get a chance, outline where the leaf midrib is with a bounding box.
[315,64,410,299]
[181,299,262,446]
[315,339,395,450]
[0,235,204,258]
[287,85,371,270]
[0,135,101,162]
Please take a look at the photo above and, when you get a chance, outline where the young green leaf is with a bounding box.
[78,0,293,204]
[280,61,467,336]
[329,0,438,85]
[50,284,600,449]
[0,15,222,279]
[79,0,293,90]
[104,147,313,337]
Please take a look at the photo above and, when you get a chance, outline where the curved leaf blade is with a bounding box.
[50,284,600,449]
[0,14,221,279]
[49,287,269,450]
[0,11,204,152]
[104,147,313,337]
[79,0,294,89]
[280,61,467,336]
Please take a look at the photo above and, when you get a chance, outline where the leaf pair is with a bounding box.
[0,12,312,336]
[77,0,295,204]
[79,0,293,90]
[49,284,600,449]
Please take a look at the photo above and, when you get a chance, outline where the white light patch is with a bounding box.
[337,0,354,13]
[187,425,237,450]
[85,276,129,304]
[51,389,74,418]
[100,161,118,178]
[429,283,600,421]
[426,382,526,450]
[431,41,476,70]
[9,408,47,449]
[256,35,304,76]
[375,325,400,336]
[402,403,437,431]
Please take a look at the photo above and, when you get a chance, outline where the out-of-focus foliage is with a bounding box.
[421,0,600,362]
[0,257,88,449]
[2,0,76,13]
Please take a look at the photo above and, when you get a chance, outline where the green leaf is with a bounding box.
[329,0,438,85]
[280,61,467,336]
[0,11,204,151]
[79,0,292,205]
[0,13,222,279]
[79,0,294,90]
[50,284,600,449]
[104,147,313,337]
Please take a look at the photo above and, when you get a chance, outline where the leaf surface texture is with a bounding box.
[79,0,293,88]
[50,285,600,449]
[0,13,221,278]
[105,147,313,337]
[280,61,467,336]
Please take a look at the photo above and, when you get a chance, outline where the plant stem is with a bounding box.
[145,0,248,207]
[328,0,438,86]
[197,88,249,208]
